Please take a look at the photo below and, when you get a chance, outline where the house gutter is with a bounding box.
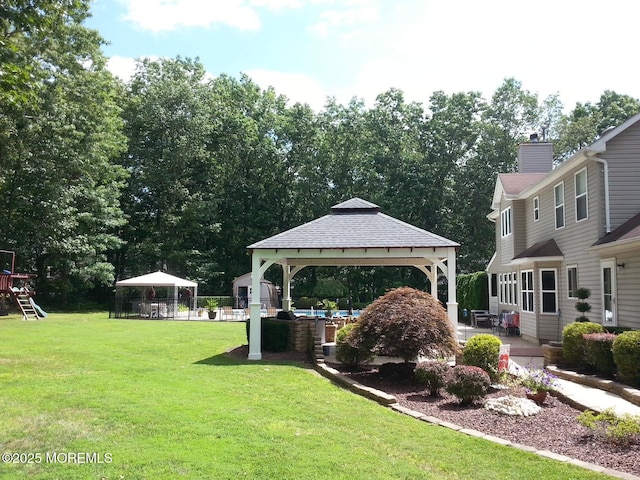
[588,154,611,234]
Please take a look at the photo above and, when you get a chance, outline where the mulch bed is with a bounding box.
[332,363,640,477]
[225,346,640,477]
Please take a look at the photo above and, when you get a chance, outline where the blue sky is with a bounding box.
[86,0,640,112]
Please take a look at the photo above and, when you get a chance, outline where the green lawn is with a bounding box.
[0,313,611,479]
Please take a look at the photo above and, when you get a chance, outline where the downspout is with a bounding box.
[591,156,611,233]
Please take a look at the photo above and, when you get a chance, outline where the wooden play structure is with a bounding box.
[0,250,41,320]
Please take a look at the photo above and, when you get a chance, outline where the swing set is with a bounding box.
[0,250,44,320]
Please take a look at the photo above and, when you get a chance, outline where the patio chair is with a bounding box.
[498,310,520,336]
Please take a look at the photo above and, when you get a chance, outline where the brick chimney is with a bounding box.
[518,133,553,173]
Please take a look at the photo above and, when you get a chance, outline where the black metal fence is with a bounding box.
[110,294,366,320]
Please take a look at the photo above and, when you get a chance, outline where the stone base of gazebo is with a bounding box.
[286,318,315,352]
[266,317,343,353]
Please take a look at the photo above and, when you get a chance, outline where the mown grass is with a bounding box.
[0,313,612,479]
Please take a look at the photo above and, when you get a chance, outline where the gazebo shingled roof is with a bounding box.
[249,198,458,250]
[245,198,460,360]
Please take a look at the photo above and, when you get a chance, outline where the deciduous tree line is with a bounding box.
[1,1,639,307]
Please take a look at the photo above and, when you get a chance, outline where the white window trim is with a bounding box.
[533,196,540,222]
[498,272,518,306]
[521,269,534,313]
[554,181,565,230]
[500,206,512,237]
[540,268,558,314]
[567,265,578,299]
[575,167,588,223]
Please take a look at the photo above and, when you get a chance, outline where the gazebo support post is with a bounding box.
[446,248,458,333]
[248,253,263,360]
[248,256,276,360]
[282,263,292,311]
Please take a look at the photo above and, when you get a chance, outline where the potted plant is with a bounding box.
[319,298,338,319]
[517,365,559,405]
[318,298,339,342]
[205,298,219,320]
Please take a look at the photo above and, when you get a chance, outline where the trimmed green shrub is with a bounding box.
[562,321,604,369]
[335,323,373,369]
[578,408,640,445]
[245,318,290,352]
[583,332,617,378]
[462,334,502,380]
[295,297,317,309]
[574,287,592,322]
[613,331,640,387]
[445,365,491,405]
[415,361,451,396]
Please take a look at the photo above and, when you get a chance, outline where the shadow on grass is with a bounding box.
[194,344,313,368]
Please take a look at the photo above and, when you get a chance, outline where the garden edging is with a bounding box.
[315,361,639,480]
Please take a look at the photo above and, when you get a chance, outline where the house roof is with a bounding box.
[491,173,546,210]
[512,239,563,264]
[115,271,197,287]
[499,173,547,195]
[491,113,640,211]
[590,112,640,152]
[248,197,459,250]
[592,212,640,248]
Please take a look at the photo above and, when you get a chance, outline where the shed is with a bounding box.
[232,273,279,308]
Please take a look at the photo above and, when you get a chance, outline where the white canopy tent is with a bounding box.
[115,271,198,317]
[246,198,460,360]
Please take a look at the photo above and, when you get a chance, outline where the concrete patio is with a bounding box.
[457,322,544,369]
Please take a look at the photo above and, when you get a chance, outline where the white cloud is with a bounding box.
[106,55,164,82]
[309,1,379,39]
[250,0,302,9]
[106,56,139,82]
[119,0,262,32]
[105,59,328,110]
[245,69,329,110]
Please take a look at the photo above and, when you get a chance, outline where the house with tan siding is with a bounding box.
[486,112,640,344]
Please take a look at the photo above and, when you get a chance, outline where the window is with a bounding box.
[507,273,514,305]
[540,269,557,314]
[575,168,588,222]
[498,272,517,306]
[567,266,578,299]
[521,270,534,312]
[533,196,540,222]
[501,206,512,237]
[490,274,497,298]
[554,182,565,229]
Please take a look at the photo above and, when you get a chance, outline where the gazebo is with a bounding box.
[113,271,198,319]
[246,198,460,360]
